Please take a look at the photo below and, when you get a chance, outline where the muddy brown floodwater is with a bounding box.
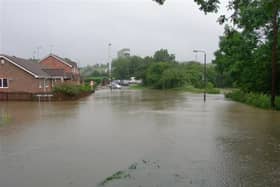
[1,89,280,187]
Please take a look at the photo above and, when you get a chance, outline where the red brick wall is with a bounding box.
[40,56,81,85]
[40,56,72,73]
[0,58,52,93]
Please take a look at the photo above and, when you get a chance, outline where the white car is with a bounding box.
[110,83,122,89]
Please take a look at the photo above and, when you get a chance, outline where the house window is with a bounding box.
[39,80,43,88]
[0,78,8,88]
[45,80,49,88]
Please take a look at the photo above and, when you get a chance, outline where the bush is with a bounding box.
[226,90,280,110]
[84,77,107,86]
[206,82,220,94]
[53,84,91,97]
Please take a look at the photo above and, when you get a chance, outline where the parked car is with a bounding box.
[119,80,129,86]
[128,77,142,84]
[110,82,122,89]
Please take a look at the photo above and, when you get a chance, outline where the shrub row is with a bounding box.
[53,84,92,97]
[225,90,280,110]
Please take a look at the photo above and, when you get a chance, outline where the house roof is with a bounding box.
[40,54,78,68]
[42,69,65,77]
[0,54,50,78]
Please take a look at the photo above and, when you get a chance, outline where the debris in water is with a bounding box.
[129,163,137,170]
[98,159,161,186]
[99,171,131,186]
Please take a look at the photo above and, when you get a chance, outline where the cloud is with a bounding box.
[1,0,224,65]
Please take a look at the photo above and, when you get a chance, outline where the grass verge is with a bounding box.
[128,84,148,90]
[171,85,220,94]
[225,90,280,110]
[129,84,220,94]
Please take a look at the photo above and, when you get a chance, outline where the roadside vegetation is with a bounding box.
[52,84,92,97]
[112,49,221,93]
[226,90,280,110]
[154,0,280,109]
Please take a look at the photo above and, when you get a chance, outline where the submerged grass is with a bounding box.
[98,160,160,186]
[99,171,131,186]
[0,113,12,126]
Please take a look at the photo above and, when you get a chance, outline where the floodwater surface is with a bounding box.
[0,89,280,187]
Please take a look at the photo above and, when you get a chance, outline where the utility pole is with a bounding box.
[32,50,36,60]
[108,43,112,90]
[193,50,207,102]
[36,46,42,60]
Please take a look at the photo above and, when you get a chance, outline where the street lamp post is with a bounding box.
[108,43,112,90]
[193,50,207,102]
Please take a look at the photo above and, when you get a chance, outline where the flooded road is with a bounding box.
[1,89,280,187]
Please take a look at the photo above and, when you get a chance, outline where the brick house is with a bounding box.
[0,54,64,93]
[39,54,80,84]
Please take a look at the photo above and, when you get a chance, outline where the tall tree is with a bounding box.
[271,0,279,107]
[153,49,176,63]
[154,0,280,107]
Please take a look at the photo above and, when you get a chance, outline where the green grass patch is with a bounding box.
[128,84,147,90]
[225,90,280,110]
[129,83,220,94]
[171,84,220,94]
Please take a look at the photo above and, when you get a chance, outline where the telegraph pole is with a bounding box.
[193,50,207,102]
[108,43,112,90]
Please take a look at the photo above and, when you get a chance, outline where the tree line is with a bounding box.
[112,49,219,90]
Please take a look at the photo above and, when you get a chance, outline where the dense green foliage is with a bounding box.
[53,84,91,97]
[112,49,219,91]
[84,77,108,86]
[112,56,147,79]
[153,49,176,63]
[226,90,280,110]
[213,0,279,107]
[155,0,280,108]
[213,29,273,92]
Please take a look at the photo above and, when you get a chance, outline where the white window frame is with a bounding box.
[45,80,49,88]
[39,80,43,88]
[0,78,8,88]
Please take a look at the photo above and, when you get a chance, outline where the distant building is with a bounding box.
[117,48,130,58]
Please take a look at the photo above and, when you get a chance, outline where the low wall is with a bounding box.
[0,91,93,101]
[0,92,33,101]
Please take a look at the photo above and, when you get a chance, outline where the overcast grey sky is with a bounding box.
[1,0,227,66]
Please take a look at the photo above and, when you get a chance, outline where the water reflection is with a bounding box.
[0,101,80,135]
[0,89,280,187]
[215,102,280,186]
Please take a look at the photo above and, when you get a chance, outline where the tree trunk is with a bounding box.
[271,4,278,108]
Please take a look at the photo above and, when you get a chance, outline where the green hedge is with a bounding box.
[225,90,280,110]
[84,77,108,85]
[53,84,91,97]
